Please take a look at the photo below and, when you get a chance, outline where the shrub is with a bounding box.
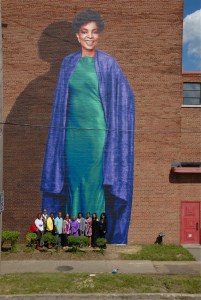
[2,230,20,251]
[96,238,107,248]
[52,235,59,247]
[96,238,107,253]
[26,232,37,249]
[68,236,89,251]
[43,232,59,248]
[43,232,54,244]
[78,236,90,247]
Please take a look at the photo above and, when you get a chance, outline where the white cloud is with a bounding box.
[183,9,201,57]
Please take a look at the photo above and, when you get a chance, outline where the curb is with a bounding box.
[0,294,201,300]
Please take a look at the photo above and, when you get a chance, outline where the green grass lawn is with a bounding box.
[1,273,200,295]
[120,245,195,261]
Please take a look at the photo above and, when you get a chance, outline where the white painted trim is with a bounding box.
[181,105,201,108]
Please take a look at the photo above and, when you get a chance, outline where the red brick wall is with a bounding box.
[179,73,201,241]
[3,0,199,244]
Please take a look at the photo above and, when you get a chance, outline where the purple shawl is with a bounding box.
[70,220,79,236]
[41,50,135,204]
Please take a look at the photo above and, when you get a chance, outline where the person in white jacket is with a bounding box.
[35,213,44,249]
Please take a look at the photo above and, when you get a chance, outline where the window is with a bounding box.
[183,83,201,105]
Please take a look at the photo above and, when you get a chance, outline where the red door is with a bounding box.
[181,202,200,244]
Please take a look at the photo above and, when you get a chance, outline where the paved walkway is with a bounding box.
[0,293,201,300]
[1,245,201,299]
[183,244,201,261]
[1,259,201,275]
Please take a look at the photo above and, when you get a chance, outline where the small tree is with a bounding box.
[96,238,107,254]
[2,230,20,252]
[43,232,53,248]
[26,232,37,249]
[68,236,89,252]
[52,235,59,248]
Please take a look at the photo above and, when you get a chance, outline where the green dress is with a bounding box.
[65,57,106,218]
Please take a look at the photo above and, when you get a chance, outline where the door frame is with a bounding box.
[180,201,200,244]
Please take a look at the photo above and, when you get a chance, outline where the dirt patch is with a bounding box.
[1,244,141,261]
[117,245,142,254]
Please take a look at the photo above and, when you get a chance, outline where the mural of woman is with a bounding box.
[41,9,135,244]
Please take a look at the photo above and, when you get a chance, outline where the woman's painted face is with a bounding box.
[76,21,99,56]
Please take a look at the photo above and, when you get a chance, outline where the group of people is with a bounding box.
[32,209,107,249]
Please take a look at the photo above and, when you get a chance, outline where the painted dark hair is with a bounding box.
[72,9,104,33]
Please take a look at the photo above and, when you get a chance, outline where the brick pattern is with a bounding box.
[179,73,201,235]
[2,0,200,243]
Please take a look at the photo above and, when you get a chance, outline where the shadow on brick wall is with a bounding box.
[169,171,201,183]
[3,21,79,238]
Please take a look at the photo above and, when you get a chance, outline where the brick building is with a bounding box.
[2,0,201,243]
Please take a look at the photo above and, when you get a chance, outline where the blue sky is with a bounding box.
[183,0,201,71]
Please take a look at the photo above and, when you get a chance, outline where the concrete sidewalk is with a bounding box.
[1,259,201,275]
[183,245,201,261]
[0,293,201,300]
[1,259,201,299]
